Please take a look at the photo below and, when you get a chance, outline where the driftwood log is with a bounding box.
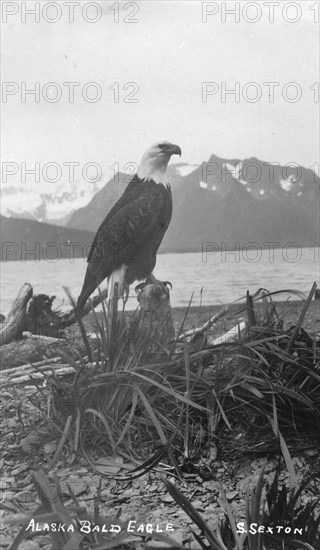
[0,280,176,368]
[0,284,109,345]
[0,280,248,371]
[0,283,33,345]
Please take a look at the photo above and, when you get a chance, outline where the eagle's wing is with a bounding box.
[87,174,141,263]
[77,183,166,309]
[77,181,168,309]
[88,184,164,267]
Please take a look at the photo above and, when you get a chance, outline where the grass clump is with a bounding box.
[28,284,319,478]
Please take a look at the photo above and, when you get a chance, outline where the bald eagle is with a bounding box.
[77,141,181,312]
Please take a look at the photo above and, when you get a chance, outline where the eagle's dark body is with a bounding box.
[77,174,172,311]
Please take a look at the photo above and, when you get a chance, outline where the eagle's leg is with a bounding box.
[107,266,129,315]
[135,273,172,296]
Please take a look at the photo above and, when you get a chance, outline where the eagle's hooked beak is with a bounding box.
[168,144,182,157]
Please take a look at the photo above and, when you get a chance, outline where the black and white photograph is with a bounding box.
[1,1,320,548]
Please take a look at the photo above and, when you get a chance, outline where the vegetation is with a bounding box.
[4,284,320,549]
[34,285,319,471]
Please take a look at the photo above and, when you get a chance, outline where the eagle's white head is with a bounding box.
[138,141,182,185]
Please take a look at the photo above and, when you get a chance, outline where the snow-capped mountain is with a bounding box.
[2,155,319,252]
[0,163,192,225]
[0,178,107,225]
[198,155,318,201]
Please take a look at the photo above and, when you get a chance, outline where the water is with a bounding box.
[0,248,319,315]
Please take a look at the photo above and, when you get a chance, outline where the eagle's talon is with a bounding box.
[163,281,172,290]
[135,282,145,294]
[135,280,172,294]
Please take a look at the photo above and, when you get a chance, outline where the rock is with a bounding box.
[146,541,172,548]
[11,463,30,476]
[43,442,57,455]
[225,491,238,500]
[205,502,218,511]
[0,536,12,548]
[161,494,174,503]
[17,542,40,550]
[191,500,204,510]
[202,481,219,490]
[170,530,185,545]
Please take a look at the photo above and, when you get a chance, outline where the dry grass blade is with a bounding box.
[32,470,78,546]
[162,478,228,550]
[269,401,297,486]
[108,282,119,363]
[47,415,73,471]
[63,286,93,363]
[286,282,317,351]
[246,291,256,327]
[134,384,181,475]
[168,293,194,360]
[211,388,231,429]
[219,484,245,550]
[129,371,207,412]
[183,338,191,458]
[85,408,116,452]
[115,404,184,480]
[113,388,138,450]
[246,465,266,550]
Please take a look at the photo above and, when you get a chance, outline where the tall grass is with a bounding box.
[35,285,320,478]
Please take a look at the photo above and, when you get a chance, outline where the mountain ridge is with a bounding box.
[0,215,95,262]
[67,154,320,252]
[1,153,319,256]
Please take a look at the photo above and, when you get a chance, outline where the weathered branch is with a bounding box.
[0,284,109,343]
[207,320,246,345]
[0,362,75,388]
[58,287,109,327]
[178,307,229,341]
[0,283,33,345]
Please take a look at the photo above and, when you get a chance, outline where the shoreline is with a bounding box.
[171,300,320,333]
[87,298,320,334]
[1,243,319,262]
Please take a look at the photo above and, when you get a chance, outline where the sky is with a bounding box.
[2,0,319,190]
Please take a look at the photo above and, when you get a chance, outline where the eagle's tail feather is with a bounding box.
[77,282,97,313]
[77,266,128,315]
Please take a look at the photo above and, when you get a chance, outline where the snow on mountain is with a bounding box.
[176,164,199,177]
[1,186,43,218]
[280,174,296,192]
[1,162,198,225]
[199,181,208,189]
[224,161,247,185]
[0,177,107,225]
[2,155,318,233]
